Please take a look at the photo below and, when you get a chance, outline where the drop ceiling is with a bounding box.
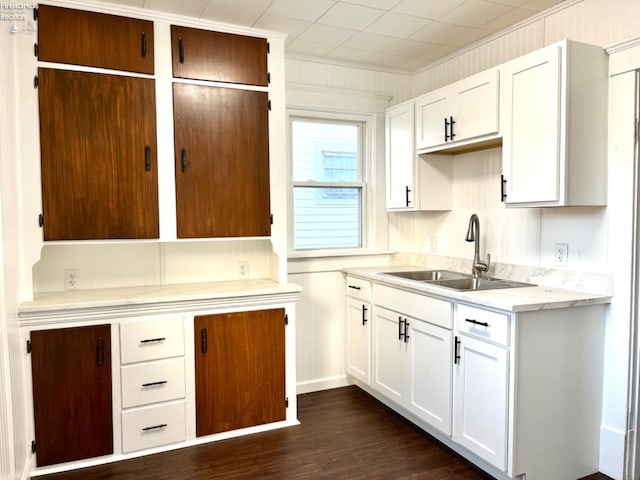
[105,0,568,72]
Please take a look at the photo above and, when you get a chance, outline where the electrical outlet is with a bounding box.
[428,235,438,254]
[238,261,249,279]
[555,243,568,267]
[64,269,79,290]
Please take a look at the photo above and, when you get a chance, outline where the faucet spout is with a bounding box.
[465,214,491,277]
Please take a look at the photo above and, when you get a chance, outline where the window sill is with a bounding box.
[288,248,395,260]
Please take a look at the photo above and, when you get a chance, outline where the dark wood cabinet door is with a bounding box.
[39,68,159,240]
[194,309,286,436]
[171,25,268,86]
[30,325,113,467]
[37,5,154,74]
[173,83,271,238]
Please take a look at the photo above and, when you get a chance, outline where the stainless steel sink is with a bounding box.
[379,270,535,291]
[379,270,467,281]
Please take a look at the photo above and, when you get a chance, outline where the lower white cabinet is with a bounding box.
[346,296,371,384]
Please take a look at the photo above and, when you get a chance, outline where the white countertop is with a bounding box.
[344,266,611,313]
[19,279,303,323]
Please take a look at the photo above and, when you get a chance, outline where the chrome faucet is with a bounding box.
[465,213,491,277]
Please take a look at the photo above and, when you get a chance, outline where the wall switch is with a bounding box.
[555,243,568,266]
[238,261,249,279]
[64,269,79,290]
[428,235,438,254]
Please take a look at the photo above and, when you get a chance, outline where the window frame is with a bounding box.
[288,110,373,254]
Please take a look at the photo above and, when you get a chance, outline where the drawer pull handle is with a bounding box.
[454,336,461,364]
[141,31,147,58]
[403,320,410,343]
[348,285,361,290]
[200,328,208,354]
[362,305,368,326]
[465,318,490,327]
[142,423,167,432]
[140,337,166,344]
[142,380,168,388]
[178,36,184,63]
[398,317,405,341]
[96,338,104,367]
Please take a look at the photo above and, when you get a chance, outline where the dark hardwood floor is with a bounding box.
[41,386,612,480]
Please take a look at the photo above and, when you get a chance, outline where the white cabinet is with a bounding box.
[371,284,453,435]
[385,101,452,211]
[415,69,500,153]
[501,39,608,206]
[345,276,371,385]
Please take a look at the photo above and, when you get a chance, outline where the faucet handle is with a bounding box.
[485,253,491,274]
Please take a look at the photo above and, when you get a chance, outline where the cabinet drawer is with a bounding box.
[346,276,372,302]
[373,284,452,330]
[121,357,186,408]
[120,318,184,364]
[457,304,510,346]
[121,401,186,453]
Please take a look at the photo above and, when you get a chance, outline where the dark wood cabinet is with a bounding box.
[38,68,159,240]
[194,309,286,436]
[37,5,154,74]
[173,83,271,238]
[171,25,268,86]
[30,325,112,467]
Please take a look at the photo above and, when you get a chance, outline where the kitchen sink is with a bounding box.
[379,270,535,291]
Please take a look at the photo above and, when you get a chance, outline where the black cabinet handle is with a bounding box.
[181,148,187,173]
[96,338,104,366]
[398,317,405,341]
[465,318,490,327]
[348,285,361,290]
[405,185,411,207]
[200,328,208,354]
[142,424,167,432]
[178,36,185,64]
[145,145,151,172]
[449,116,456,140]
[141,32,147,59]
[454,336,461,365]
[501,174,507,202]
[140,337,166,344]
[362,305,368,326]
[403,320,410,343]
[142,380,168,388]
[444,117,450,141]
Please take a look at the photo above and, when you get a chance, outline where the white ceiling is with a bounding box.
[106,0,567,72]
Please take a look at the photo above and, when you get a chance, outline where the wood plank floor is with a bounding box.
[41,386,612,480]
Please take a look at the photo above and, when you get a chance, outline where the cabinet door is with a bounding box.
[171,25,268,86]
[30,325,112,466]
[454,69,499,142]
[37,5,154,74]
[372,307,407,403]
[415,88,450,149]
[502,45,562,204]
[194,309,285,436]
[173,83,271,238]
[408,319,452,435]
[385,102,415,209]
[346,297,371,385]
[453,334,508,470]
[39,68,159,240]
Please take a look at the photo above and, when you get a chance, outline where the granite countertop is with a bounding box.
[344,266,612,313]
[19,279,303,321]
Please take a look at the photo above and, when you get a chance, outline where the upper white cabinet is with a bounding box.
[501,40,608,207]
[415,69,500,153]
[385,101,452,211]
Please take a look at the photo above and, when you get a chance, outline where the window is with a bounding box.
[290,117,365,250]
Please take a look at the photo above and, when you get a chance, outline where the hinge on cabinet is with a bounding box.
[267,42,270,54]
[284,314,288,325]
[33,76,39,89]
[270,213,274,225]
[635,117,640,145]
[268,100,272,111]
[285,397,289,408]
[500,175,507,202]
[26,340,31,354]
[38,214,43,228]
[31,440,36,454]
[267,72,271,84]
[34,43,38,57]
[33,7,38,21]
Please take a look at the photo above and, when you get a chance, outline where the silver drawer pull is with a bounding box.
[141,380,168,388]
[348,285,361,290]
[142,423,167,432]
[140,337,166,344]
[465,318,489,327]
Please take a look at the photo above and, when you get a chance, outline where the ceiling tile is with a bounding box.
[105,0,144,7]
[520,0,565,10]
[383,39,437,57]
[325,46,376,63]
[253,13,313,38]
[317,3,385,30]
[143,0,207,17]
[411,21,488,46]
[482,6,537,31]
[201,3,262,25]
[440,0,513,28]
[341,32,399,51]
[487,0,529,6]
[266,0,336,22]
[207,0,273,9]
[343,0,405,10]
[298,23,358,46]
[287,38,336,56]
[366,51,414,68]
[364,12,431,38]
[392,0,465,19]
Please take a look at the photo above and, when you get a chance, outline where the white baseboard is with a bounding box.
[599,423,626,480]
[296,375,350,394]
